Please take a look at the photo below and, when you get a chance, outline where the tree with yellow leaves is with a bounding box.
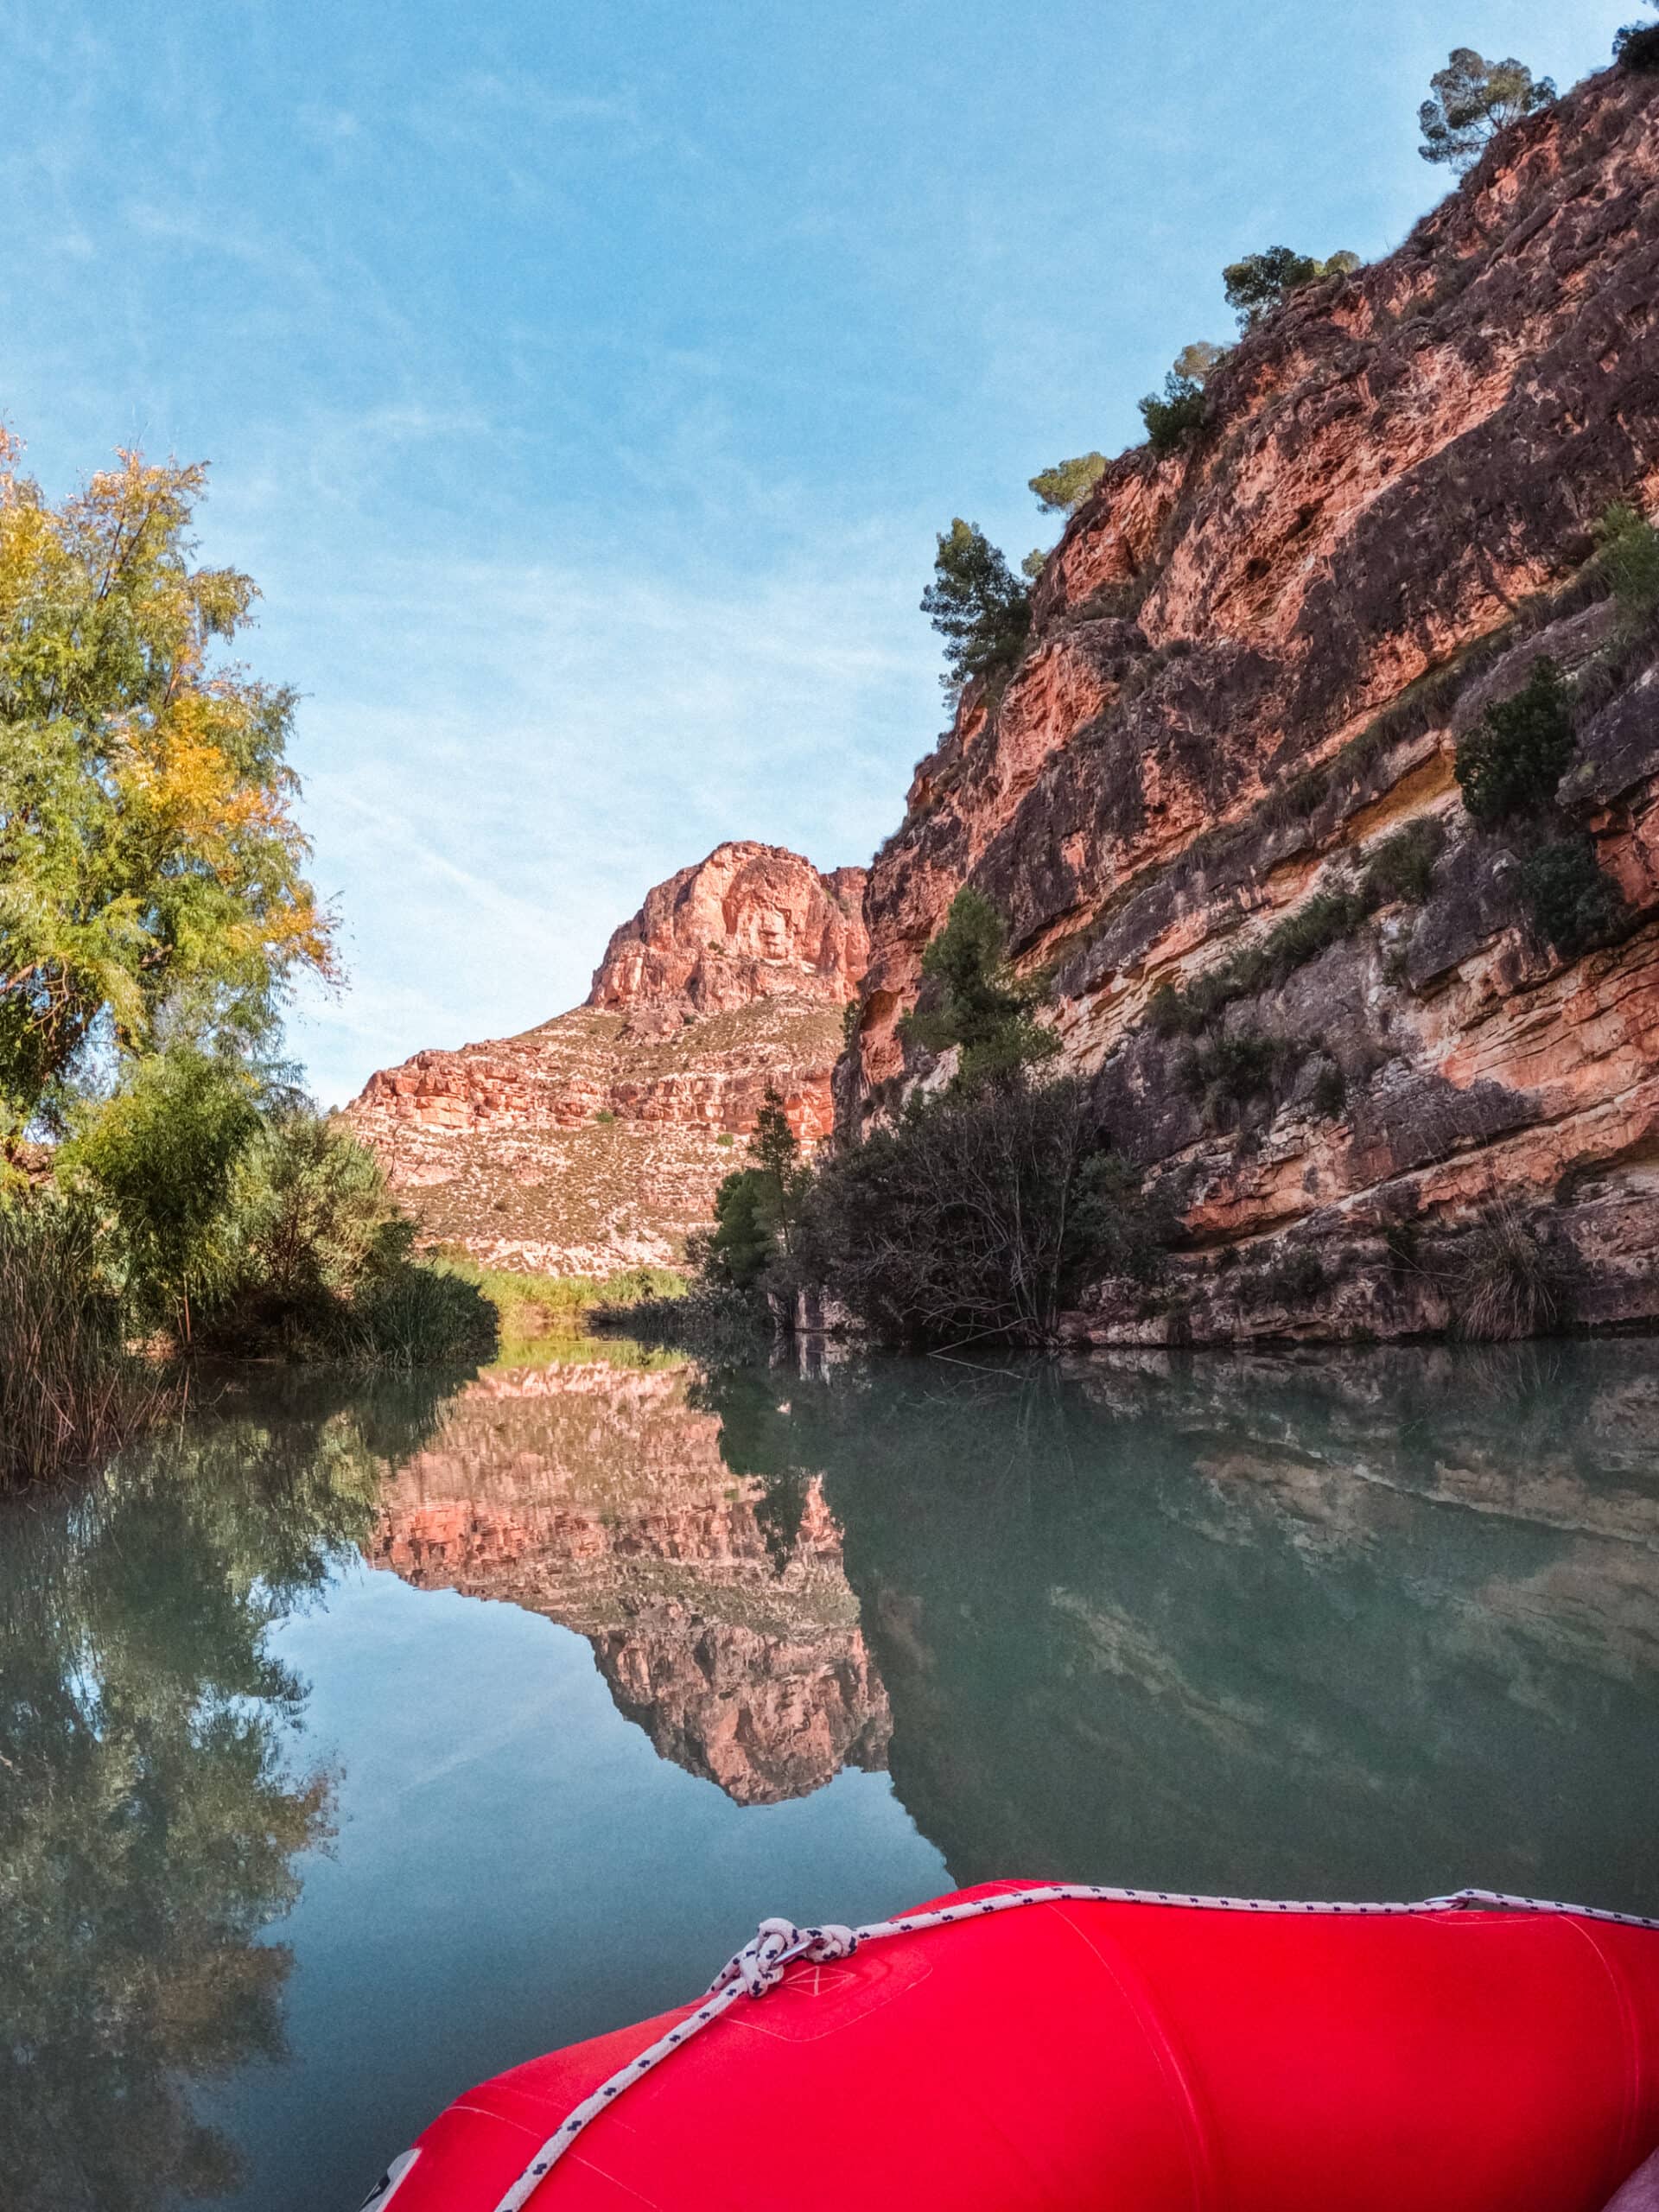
[0,436,335,1141]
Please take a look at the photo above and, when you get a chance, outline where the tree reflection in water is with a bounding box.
[699,1342,1659,1916]
[0,1370,467,2212]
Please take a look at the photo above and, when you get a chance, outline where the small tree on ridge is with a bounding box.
[1418,48,1555,174]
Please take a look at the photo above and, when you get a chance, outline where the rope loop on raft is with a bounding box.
[711,1917,859,1999]
[490,1882,1659,2210]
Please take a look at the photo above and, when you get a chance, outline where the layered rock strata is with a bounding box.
[366,1357,891,1806]
[841,65,1659,1342]
[347,843,866,1274]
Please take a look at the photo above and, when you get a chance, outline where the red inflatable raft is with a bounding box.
[364,1881,1659,2211]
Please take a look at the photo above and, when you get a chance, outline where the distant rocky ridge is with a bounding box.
[346,843,866,1274]
[366,1357,891,1806]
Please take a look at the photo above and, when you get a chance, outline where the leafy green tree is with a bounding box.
[61,1047,261,1340]
[1140,372,1208,457]
[1454,658,1576,824]
[1223,248,1360,332]
[1028,453,1108,514]
[0,439,335,1145]
[1418,49,1555,173]
[921,520,1032,695]
[900,887,1059,1090]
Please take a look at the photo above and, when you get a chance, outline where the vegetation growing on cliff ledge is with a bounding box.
[1455,658,1576,823]
[1222,246,1361,329]
[1417,48,1556,172]
[921,520,1032,696]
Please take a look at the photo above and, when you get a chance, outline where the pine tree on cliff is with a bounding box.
[1222,248,1360,333]
[899,888,1059,1091]
[1418,49,1555,174]
[922,521,1032,696]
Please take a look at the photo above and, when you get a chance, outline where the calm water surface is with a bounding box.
[3,1338,1658,2209]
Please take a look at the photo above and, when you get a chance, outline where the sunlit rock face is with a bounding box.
[345,845,866,1274]
[365,1358,890,1807]
[587,843,868,1019]
[842,67,1659,1341]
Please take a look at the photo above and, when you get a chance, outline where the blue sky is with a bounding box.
[2,0,1634,1104]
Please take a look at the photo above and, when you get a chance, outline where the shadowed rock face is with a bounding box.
[365,1358,891,1806]
[842,67,1659,1341]
[346,844,865,1274]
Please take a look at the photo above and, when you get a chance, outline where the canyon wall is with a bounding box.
[842,64,1659,1342]
[346,843,866,1274]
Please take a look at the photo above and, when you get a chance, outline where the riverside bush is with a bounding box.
[794,1078,1161,1349]
[0,1199,168,1483]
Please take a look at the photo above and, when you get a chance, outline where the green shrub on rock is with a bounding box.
[1592,500,1659,623]
[1454,658,1575,823]
[899,887,1058,1090]
[1139,373,1207,457]
[1517,836,1630,961]
[1361,818,1447,907]
[1222,247,1359,331]
[1028,454,1108,514]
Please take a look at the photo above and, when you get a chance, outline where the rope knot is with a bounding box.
[709,1916,858,1999]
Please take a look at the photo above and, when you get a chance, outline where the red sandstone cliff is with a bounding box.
[346,843,866,1274]
[841,64,1659,1343]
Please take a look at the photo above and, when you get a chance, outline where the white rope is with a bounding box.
[491,1883,1659,2210]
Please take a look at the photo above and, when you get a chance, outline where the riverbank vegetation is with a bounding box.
[0,439,493,1481]
[603,891,1162,1353]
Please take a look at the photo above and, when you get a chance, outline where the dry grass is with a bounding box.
[1451,1208,1567,1342]
[0,1203,172,1484]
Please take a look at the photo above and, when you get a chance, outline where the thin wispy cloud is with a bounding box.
[1,0,1632,1108]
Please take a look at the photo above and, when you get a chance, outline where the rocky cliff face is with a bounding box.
[365,1356,891,1806]
[843,66,1659,1343]
[346,843,866,1274]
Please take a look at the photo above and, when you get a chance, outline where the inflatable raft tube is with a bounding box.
[362,1881,1659,2211]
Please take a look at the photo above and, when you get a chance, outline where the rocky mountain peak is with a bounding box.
[586,842,868,1022]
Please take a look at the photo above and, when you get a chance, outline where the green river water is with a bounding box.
[3,1338,1657,2209]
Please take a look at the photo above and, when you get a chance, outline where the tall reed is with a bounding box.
[0,1201,169,1484]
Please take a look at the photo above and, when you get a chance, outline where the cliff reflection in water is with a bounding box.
[700,1343,1659,1913]
[366,1355,891,1805]
[366,1340,1659,1916]
[0,1371,461,2212]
